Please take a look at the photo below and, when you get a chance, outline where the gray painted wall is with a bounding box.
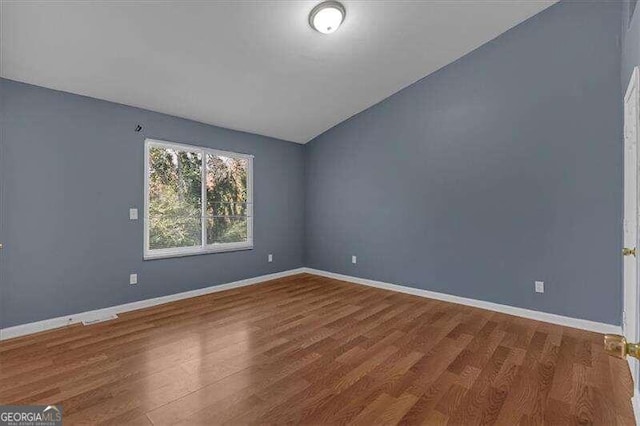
[623,0,640,87]
[0,79,305,328]
[305,0,623,325]
[0,0,627,329]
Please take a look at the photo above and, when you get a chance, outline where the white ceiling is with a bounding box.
[1,1,557,144]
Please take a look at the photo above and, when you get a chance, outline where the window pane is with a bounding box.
[148,146,202,250]
[206,154,249,244]
[207,217,248,244]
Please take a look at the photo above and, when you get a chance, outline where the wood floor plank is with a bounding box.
[0,273,634,425]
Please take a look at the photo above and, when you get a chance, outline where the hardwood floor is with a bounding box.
[0,273,635,425]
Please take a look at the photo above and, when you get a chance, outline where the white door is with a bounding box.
[624,66,640,387]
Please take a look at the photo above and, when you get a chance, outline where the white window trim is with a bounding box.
[143,138,254,260]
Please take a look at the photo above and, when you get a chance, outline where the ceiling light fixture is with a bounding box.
[309,1,346,35]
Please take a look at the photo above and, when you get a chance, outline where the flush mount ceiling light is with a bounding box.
[309,1,346,34]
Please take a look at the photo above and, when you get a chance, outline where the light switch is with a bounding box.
[130,274,138,285]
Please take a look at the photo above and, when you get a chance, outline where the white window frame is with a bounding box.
[144,138,254,260]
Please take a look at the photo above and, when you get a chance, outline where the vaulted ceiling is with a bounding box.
[1,1,557,143]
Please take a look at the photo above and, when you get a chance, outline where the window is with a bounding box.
[144,139,253,259]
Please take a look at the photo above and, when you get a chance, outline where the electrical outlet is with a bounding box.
[130,274,138,285]
[129,208,138,220]
[268,254,273,263]
[535,281,544,293]
[352,255,357,264]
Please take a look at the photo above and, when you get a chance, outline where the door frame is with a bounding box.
[624,66,640,403]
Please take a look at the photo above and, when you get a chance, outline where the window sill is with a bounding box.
[144,244,253,261]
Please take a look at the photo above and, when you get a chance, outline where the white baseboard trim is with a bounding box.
[1,267,621,341]
[302,268,622,335]
[0,268,307,341]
